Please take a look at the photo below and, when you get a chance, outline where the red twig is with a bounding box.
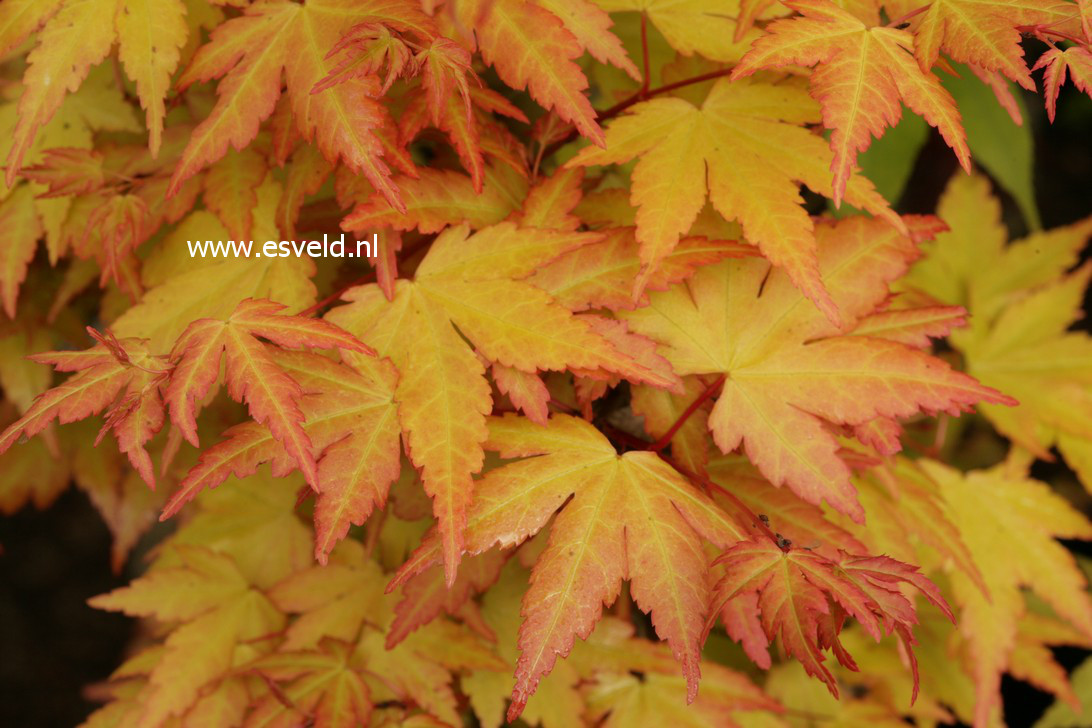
[645,374,725,452]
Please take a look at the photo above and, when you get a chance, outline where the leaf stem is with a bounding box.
[543,68,735,157]
[661,454,783,548]
[645,374,725,452]
[885,4,929,28]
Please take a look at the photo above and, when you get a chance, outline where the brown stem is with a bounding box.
[646,374,725,452]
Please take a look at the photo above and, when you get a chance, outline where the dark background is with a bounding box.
[1,56,1090,728]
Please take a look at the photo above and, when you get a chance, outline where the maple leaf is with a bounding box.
[923,457,1092,727]
[0,185,42,319]
[390,413,748,721]
[202,147,267,242]
[89,545,285,725]
[709,537,951,699]
[245,640,374,727]
[596,0,762,63]
[327,222,679,582]
[116,0,188,156]
[903,173,1092,489]
[269,539,503,725]
[112,178,319,352]
[168,0,422,210]
[388,549,507,648]
[909,0,1069,87]
[445,0,606,146]
[5,0,189,183]
[620,215,1014,521]
[1035,45,1092,122]
[528,228,756,313]
[164,298,373,495]
[162,349,401,564]
[4,0,124,186]
[168,470,315,589]
[0,330,171,486]
[342,165,529,235]
[732,0,971,205]
[19,147,106,198]
[568,76,900,321]
[397,83,530,192]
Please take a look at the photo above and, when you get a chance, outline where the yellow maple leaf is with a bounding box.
[568,76,900,322]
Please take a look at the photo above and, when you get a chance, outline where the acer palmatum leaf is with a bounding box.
[1035,46,1092,122]
[448,0,605,147]
[925,458,1092,726]
[390,414,748,721]
[19,147,106,198]
[732,0,971,206]
[568,76,900,322]
[621,215,1016,522]
[0,334,170,487]
[164,298,372,496]
[168,0,414,210]
[910,0,1071,87]
[327,222,679,584]
[708,538,951,702]
[89,546,285,725]
[161,350,401,564]
[0,186,42,319]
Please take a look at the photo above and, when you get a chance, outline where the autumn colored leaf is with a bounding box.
[732,0,971,205]
[391,413,747,720]
[327,222,679,582]
[2,0,1091,725]
[164,298,372,493]
[924,457,1092,727]
[446,0,607,146]
[161,349,400,564]
[569,76,900,320]
[116,0,188,157]
[1036,46,1092,121]
[621,215,1014,521]
[710,536,951,700]
[168,0,416,209]
[903,173,1092,489]
[909,0,1067,87]
[88,546,286,725]
[0,185,42,318]
[0,331,171,486]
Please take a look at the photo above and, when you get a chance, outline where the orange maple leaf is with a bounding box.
[620,216,1015,521]
[708,537,952,701]
[732,0,971,205]
[165,298,372,494]
[390,414,748,721]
